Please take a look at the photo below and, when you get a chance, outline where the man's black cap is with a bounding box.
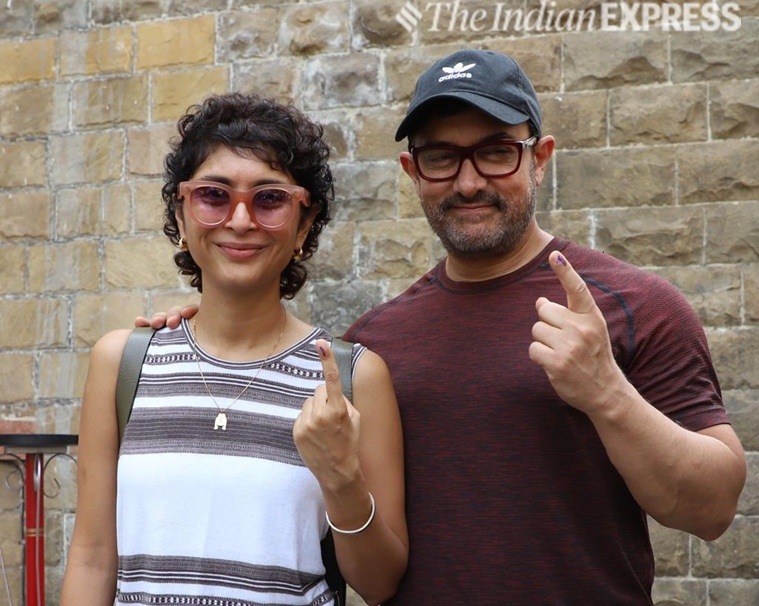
[395,49,542,142]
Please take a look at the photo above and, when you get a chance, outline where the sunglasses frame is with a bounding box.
[178,180,311,229]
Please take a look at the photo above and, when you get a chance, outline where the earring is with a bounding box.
[178,236,188,252]
[293,246,303,261]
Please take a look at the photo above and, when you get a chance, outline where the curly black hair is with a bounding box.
[162,92,333,299]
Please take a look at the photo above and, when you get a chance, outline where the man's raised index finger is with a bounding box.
[316,339,346,408]
[548,250,597,314]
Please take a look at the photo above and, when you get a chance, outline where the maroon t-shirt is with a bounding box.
[344,238,728,605]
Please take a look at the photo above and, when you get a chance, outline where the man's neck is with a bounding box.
[444,228,554,282]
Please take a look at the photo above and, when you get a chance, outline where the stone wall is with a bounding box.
[0,1,757,604]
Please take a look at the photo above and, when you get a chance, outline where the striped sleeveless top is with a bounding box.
[116,320,363,606]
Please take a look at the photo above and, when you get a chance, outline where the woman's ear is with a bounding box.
[175,206,186,241]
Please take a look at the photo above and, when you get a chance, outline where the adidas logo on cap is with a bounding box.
[438,62,476,82]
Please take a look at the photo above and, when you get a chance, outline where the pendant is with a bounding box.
[214,412,227,431]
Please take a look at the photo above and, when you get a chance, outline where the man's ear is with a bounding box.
[532,135,555,188]
[400,151,423,197]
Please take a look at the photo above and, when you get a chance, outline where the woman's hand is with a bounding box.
[293,339,362,492]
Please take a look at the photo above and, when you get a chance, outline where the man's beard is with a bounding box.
[422,166,538,260]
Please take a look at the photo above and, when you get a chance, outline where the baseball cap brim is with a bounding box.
[395,92,531,142]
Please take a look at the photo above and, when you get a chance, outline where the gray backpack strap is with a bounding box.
[116,327,156,443]
[331,338,354,402]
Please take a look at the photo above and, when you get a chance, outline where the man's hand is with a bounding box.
[134,305,199,330]
[528,250,628,416]
[293,339,361,492]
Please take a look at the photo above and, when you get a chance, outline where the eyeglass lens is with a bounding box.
[187,183,297,228]
[416,141,524,180]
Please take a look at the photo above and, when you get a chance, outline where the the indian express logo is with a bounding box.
[397,0,742,33]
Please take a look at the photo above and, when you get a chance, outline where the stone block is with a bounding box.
[50,131,124,185]
[0,354,34,402]
[152,67,228,122]
[723,389,759,451]
[486,37,563,93]
[309,108,352,161]
[650,519,690,576]
[73,75,148,126]
[0,191,50,238]
[38,351,90,401]
[745,263,759,324]
[104,237,179,289]
[653,265,741,327]
[57,187,102,238]
[352,0,412,48]
[309,279,385,336]
[610,84,707,145]
[0,298,67,348]
[737,453,759,515]
[60,25,132,75]
[134,179,166,232]
[331,161,399,222]
[536,209,592,246]
[127,124,175,177]
[594,206,703,266]
[301,53,382,110]
[281,2,349,55]
[540,90,608,149]
[354,107,408,161]
[73,293,146,347]
[0,513,22,566]
[692,516,759,578]
[28,241,100,293]
[0,38,56,84]
[705,201,759,264]
[711,79,759,140]
[168,0,228,15]
[707,328,759,390]
[563,31,667,91]
[671,21,759,83]
[136,16,215,68]
[35,0,89,33]
[310,221,356,281]
[0,142,47,188]
[104,182,134,235]
[556,147,675,209]
[709,579,759,606]
[652,578,706,606]
[357,218,436,280]
[93,0,170,23]
[233,58,297,101]
[218,8,280,61]
[0,84,55,136]
[0,0,33,36]
[0,245,26,294]
[678,141,759,204]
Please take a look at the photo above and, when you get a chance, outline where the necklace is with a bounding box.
[192,309,287,430]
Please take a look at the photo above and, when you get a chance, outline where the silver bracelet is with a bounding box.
[325,492,376,535]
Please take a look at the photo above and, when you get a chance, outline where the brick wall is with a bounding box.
[0,1,756,604]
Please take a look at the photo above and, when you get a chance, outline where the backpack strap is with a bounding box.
[320,337,354,605]
[331,338,353,402]
[116,327,156,443]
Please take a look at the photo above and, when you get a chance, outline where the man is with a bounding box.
[143,49,745,604]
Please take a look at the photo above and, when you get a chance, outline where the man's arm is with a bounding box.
[529,251,746,541]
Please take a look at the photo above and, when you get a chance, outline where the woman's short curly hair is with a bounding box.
[162,92,333,299]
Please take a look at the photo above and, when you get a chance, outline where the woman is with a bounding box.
[61,93,407,606]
